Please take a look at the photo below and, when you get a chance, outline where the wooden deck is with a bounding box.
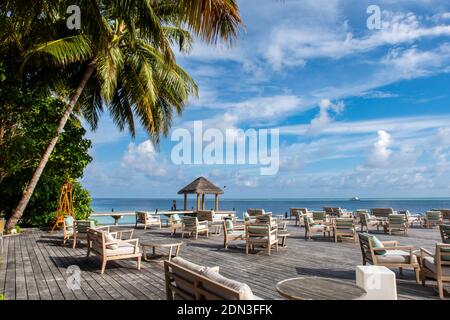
[0,221,447,300]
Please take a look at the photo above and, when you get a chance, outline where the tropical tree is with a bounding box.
[1,0,242,232]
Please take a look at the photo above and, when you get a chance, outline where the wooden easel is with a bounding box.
[51,182,75,232]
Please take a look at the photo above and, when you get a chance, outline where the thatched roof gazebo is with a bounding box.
[177,177,224,211]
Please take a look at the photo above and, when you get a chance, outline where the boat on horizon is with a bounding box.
[349,196,361,201]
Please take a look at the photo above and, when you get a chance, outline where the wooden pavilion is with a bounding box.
[177,177,224,211]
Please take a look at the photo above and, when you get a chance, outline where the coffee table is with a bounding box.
[276,277,366,300]
[140,240,183,262]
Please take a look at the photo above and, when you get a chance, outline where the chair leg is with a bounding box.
[72,235,77,249]
[137,256,141,271]
[415,268,420,284]
[437,280,444,299]
[245,242,249,255]
[101,259,107,274]
[399,267,403,276]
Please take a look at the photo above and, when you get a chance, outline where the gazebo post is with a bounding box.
[196,193,200,211]
[201,193,205,210]
[184,192,187,210]
[215,193,219,211]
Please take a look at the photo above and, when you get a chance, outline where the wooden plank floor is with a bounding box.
[0,221,448,300]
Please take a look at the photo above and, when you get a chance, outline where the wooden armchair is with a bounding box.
[290,208,303,226]
[303,215,330,241]
[222,219,245,249]
[386,214,408,236]
[62,216,75,245]
[358,211,380,232]
[247,209,271,217]
[72,220,96,248]
[87,228,141,274]
[312,211,328,224]
[245,222,278,256]
[420,244,450,299]
[135,211,162,230]
[182,216,209,239]
[422,211,443,228]
[358,232,420,283]
[440,225,450,243]
[169,213,183,236]
[333,218,357,242]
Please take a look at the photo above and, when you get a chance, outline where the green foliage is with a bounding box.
[0,64,93,227]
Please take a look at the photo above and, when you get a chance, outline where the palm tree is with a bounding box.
[2,0,242,232]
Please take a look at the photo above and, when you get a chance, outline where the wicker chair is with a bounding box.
[358,232,420,283]
[420,244,450,299]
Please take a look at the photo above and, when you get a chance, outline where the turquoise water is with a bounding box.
[91,198,450,225]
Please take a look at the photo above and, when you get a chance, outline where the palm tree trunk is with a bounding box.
[5,61,96,232]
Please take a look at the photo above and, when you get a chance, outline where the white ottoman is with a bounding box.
[356,266,397,300]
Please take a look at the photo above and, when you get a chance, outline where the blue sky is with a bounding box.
[81,0,450,199]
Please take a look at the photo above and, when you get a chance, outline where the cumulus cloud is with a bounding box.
[307,99,345,135]
[366,130,393,168]
[121,140,167,177]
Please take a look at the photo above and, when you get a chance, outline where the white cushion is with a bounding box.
[172,256,205,274]
[201,268,255,300]
[105,232,118,250]
[105,242,139,256]
[376,250,418,264]
[423,257,450,276]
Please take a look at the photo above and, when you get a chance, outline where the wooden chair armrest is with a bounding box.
[381,241,398,246]
[420,248,434,258]
[379,246,413,252]
[198,221,209,227]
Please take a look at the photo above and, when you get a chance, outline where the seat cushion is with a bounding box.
[423,257,450,276]
[202,268,255,300]
[376,250,417,264]
[105,242,139,256]
[370,235,386,255]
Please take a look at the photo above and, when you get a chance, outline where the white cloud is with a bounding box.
[307,99,345,135]
[121,140,167,177]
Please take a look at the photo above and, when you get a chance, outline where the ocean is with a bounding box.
[91,198,450,225]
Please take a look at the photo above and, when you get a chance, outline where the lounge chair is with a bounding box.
[303,215,331,241]
[420,243,450,299]
[385,214,408,236]
[222,219,245,249]
[0,218,4,255]
[371,208,394,220]
[440,225,450,243]
[181,216,209,239]
[422,211,443,228]
[87,228,141,274]
[358,232,420,283]
[397,210,418,228]
[135,211,162,230]
[164,257,262,300]
[245,218,278,256]
[323,207,340,217]
[333,218,357,242]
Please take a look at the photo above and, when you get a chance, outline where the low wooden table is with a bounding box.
[276,277,366,300]
[140,240,183,262]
